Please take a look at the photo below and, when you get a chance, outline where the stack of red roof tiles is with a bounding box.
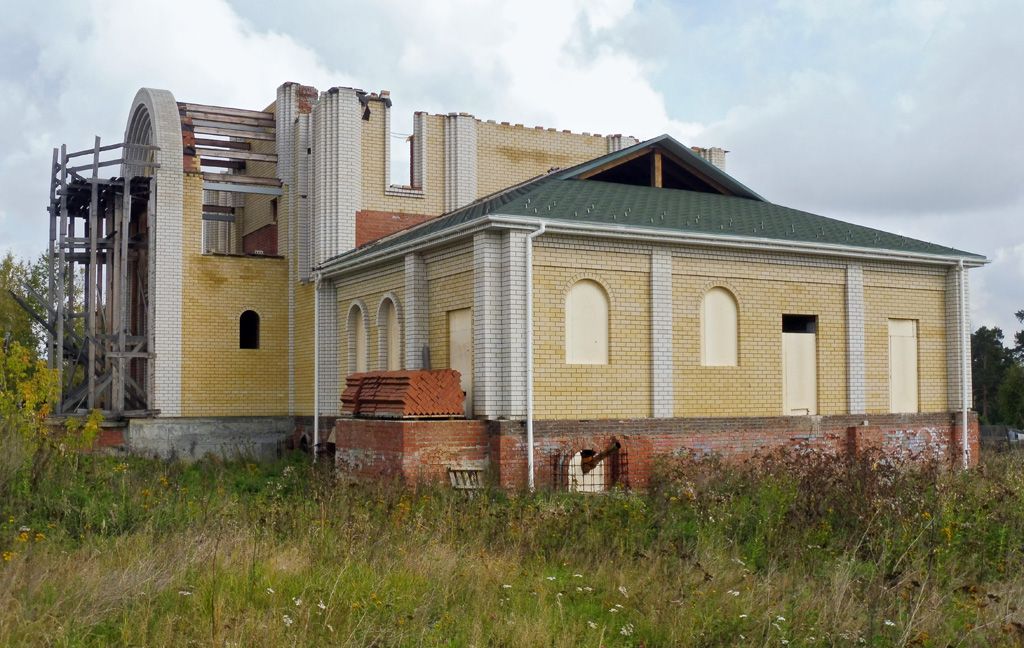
[341,370,465,418]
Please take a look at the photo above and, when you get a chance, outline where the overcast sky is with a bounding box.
[1,0,1021,334]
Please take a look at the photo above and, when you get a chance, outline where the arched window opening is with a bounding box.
[702,287,738,366]
[239,310,260,349]
[553,440,626,492]
[378,297,402,371]
[565,279,609,365]
[348,304,368,373]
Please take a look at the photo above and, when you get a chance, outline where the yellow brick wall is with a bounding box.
[475,122,608,197]
[360,106,446,215]
[336,263,406,383]
[533,238,652,420]
[672,252,848,417]
[863,267,947,414]
[425,244,474,371]
[180,173,289,416]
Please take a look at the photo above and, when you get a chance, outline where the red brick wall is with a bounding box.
[355,210,436,247]
[335,419,489,484]
[335,413,979,490]
[243,224,278,255]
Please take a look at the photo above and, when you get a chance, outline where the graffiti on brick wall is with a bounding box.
[885,427,948,461]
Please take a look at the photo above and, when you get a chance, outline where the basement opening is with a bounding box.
[552,440,628,492]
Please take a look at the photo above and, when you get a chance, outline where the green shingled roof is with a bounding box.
[323,136,985,267]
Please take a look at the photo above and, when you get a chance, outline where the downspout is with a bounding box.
[959,259,969,470]
[525,221,546,491]
[313,270,321,464]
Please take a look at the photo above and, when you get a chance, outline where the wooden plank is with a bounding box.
[194,138,251,150]
[202,172,280,187]
[66,142,124,158]
[201,204,235,214]
[186,111,274,129]
[192,123,275,141]
[179,102,274,121]
[202,181,283,196]
[195,147,277,163]
[200,158,246,170]
[652,151,663,188]
[86,136,100,410]
[68,158,124,173]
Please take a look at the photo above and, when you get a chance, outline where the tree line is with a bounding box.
[972,310,1024,428]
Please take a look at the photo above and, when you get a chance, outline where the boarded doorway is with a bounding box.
[447,308,473,417]
[782,315,817,415]
[888,319,919,413]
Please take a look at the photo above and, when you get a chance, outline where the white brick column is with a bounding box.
[503,230,529,418]
[846,263,866,414]
[404,253,428,369]
[444,114,477,211]
[317,280,340,416]
[311,88,361,265]
[473,231,504,418]
[124,88,183,416]
[946,266,973,410]
[651,249,674,417]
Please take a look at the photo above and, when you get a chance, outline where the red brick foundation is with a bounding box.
[334,412,980,489]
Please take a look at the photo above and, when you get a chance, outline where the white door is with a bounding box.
[782,331,817,415]
[889,319,919,413]
[448,308,473,417]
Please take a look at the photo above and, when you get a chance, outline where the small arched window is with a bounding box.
[347,303,368,373]
[565,279,609,365]
[378,297,402,371]
[239,310,260,349]
[702,287,738,366]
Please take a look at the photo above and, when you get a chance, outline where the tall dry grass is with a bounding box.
[0,448,1023,646]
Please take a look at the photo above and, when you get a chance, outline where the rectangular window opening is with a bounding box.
[782,314,817,334]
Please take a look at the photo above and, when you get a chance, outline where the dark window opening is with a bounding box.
[587,149,725,194]
[240,310,260,349]
[271,198,278,223]
[782,314,817,334]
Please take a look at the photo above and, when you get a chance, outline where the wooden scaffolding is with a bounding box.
[13,137,159,418]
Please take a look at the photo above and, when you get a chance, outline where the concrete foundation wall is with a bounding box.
[125,417,291,462]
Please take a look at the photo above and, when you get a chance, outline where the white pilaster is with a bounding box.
[651,248,673,417]
[946,266,973,410]
[846,263,866,414]
[317,280,340,416]
[404,252,428,369]
[473,231,504,418]
[504,230,529,418]
[444,114,478,211]
[311,88,361,265]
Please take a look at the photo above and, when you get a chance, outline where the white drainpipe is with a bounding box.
[313,270,321,464]
[525,221,546,491]
[959,259,969,470]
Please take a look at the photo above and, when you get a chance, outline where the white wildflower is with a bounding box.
[609,608,618,613]
[884,620,896,627]
[732,557,746,566]
[282,615,293,627]
[327,624,335,633]
[777,616,786,622]
[739,614,748,619]
[546,576,556,581]
[618,585,628,597]
[781,640,790,645]
[501,584,512,589]
[573,573,584,578]
[587,621,598,629]
[583,586,593,592]
[293,597,302,607]
[178,590,192,596]
[576,587,583,593]
[620,623,634,637]
[727,589,740,597]
[266,587,275,594]
[318,600,327,611]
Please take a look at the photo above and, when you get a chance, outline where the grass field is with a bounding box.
[1,447,1024,647]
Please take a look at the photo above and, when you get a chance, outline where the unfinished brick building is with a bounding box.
[33,82,985,487]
